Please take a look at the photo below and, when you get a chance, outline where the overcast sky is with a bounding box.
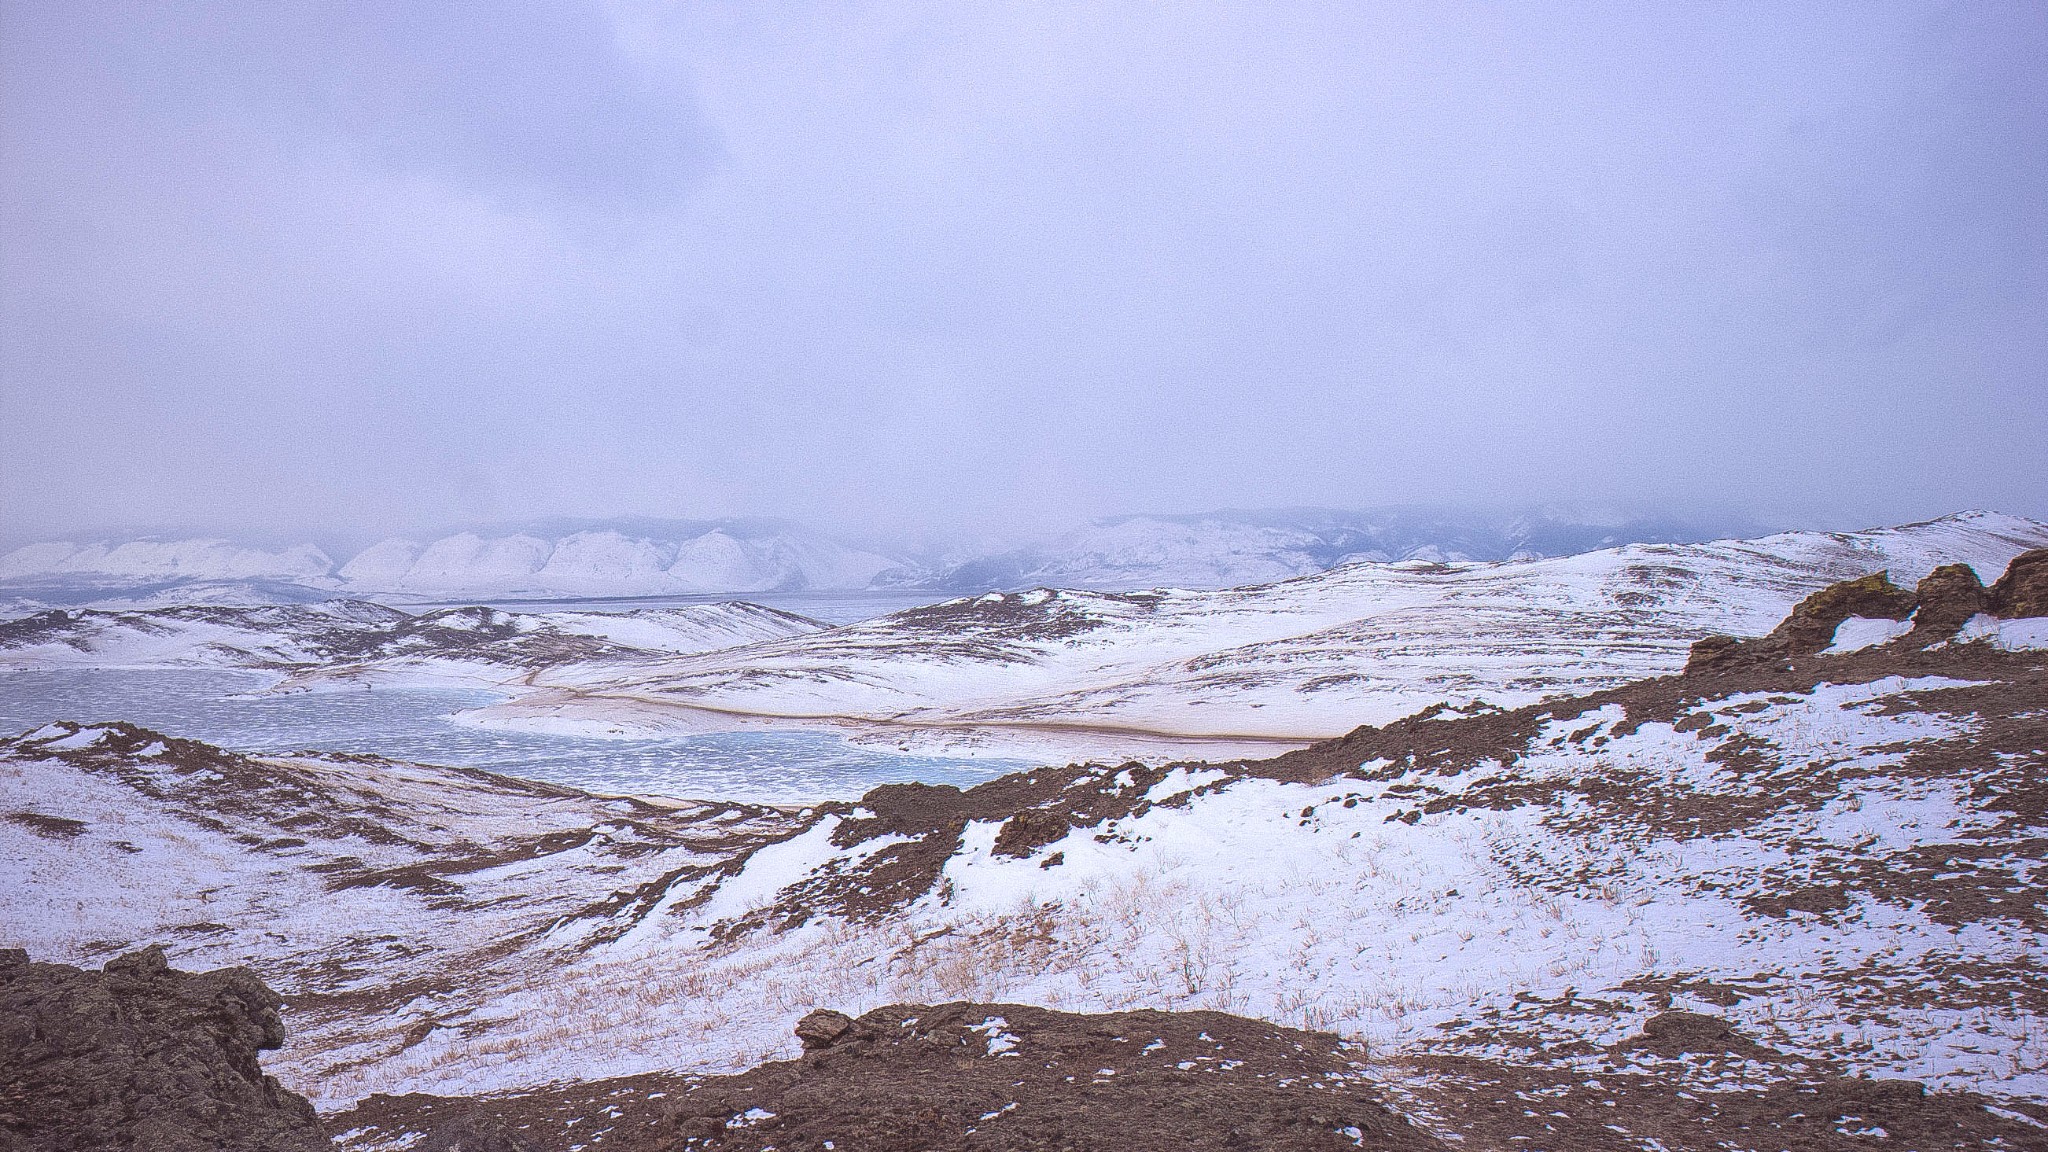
[3,1,2044,543]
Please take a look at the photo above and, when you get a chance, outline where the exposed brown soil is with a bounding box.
[328,1001,1445,1152]
[1383,986,2048,1151]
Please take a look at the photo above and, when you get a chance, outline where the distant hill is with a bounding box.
[0,506,1852,608]
[897,506,1778,592]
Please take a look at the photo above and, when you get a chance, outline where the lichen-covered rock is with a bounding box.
[0,946,329,1151]
[1769,571,1916,654]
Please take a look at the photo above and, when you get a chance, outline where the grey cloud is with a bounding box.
[1,2,2044,543]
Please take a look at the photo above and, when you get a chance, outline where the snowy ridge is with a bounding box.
[0,523,908,604]
[0,538,335,583]
[336,527,907,597]
[0,599,824,682]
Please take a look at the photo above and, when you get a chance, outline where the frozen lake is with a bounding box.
[0,667,1028,805]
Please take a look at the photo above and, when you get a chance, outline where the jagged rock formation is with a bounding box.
[0,946,329,1151]
[1687,546,2048,669]
[329,1002,1443,1152]
[1987,546,2048,616]
[1904,562,1988,641]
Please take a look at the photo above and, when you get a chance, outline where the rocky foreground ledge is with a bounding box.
[6,948,2043,1151]
[1,948,1443,1151]
[0,946,327,1152]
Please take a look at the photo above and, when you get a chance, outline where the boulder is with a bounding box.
[796,1008,857,1050]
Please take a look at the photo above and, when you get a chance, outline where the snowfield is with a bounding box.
[5,607,2043,1115]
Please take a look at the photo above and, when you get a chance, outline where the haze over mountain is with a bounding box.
[0,505,1783,609]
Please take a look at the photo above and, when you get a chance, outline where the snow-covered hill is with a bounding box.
[338,526,908,597]
[6,554,2044,1140]
[0,538,336,583]
[0,600,824,682]
[468,512,2048,760]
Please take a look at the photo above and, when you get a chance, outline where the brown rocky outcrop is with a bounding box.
[992,807,1070,857]
[1767,571,1916,655]
[1906,562,1989,642]
[1687,548,2048,673]
[793,1007,855,1050]
[0,946,330,1151]
[1987,547,2048,617]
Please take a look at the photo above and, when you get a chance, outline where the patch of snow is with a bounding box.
[43,727,110,751]
[1823,616,1914,654]
[1955,614,2048,651]
[968,1016,1021,1056]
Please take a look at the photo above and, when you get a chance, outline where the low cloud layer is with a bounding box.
[4,2,2044,541]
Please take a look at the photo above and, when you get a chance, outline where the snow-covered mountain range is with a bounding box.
[460,512,2048,760]
[0,507,1777,608]
[0,600,823,677]
[0,521,905,607]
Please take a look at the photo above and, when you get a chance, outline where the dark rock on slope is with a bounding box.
[0,946,330,1151]
[330,1002,1445,1152]
[1688,546,2048,670]
[1766,570,1917,654]
[1988,546,2048,616]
